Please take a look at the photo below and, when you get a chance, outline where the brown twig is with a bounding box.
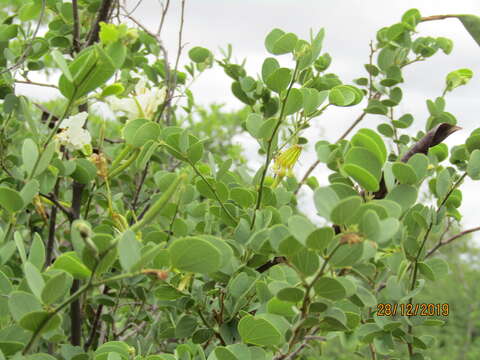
[72,0,82,52]
[157,0,170,36]
[420,15,457,22]
[40,192,73,220]
[426,226,480,258]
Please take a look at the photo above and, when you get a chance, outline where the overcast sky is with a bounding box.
[17,1,480,234]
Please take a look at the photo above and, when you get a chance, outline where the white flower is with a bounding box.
[56,112,92,152]
[106,76,167,120]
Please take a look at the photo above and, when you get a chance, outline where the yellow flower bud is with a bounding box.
[273,145,302,179]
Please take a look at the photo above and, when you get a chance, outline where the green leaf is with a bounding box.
[175,315,198,338]
[329,85,357,106]
[28,233,45,270]
[418,262,435,281]
[290,247,319,276]
[22,138,39,177]
[343,147,383,191]
[436,168,452,200]
[215,347,238,360]
[313,277,347,300]
[425,258,449,279]
[330,243,363,267]
[261,58,280,82]
[101,83,124,97]
[118,230,141,272]
[59,45,116,100]
[392,162,418,185]
[131,121,160,148]
[106,41,127,68]
[0,186,24,213]
[8,291,42,322]
[24,261,44,300]
[257,118,278,139]
[0,271,12,295]
[351,129,387,164]
[230,188,255,208]
[20,180,39,209]
[467,149,480,180]
[457,15,480,47]
[19,311,61,334]
[52,252,92,279]
[51,50,73,82]
[169,237,222,274]
[245,113,263,139]
[408,153,429,181]
[41,271,71,305]
[288,215,314,245]
[283,88,303,115]
[35,141,56,177]
[265,28,285,54]
[330,196,362,224]
[99,22,120,44]
[71,158,97,184]
[313,186,340,221]
[265,68,292,93]
[188,47,211,63]
[238,314,283,346]
[306,227,334,251]
[277,287,304,302]
[271,32,298,55]
[301,88,327,114]
[385,184,417,213]
[445,68,473,92]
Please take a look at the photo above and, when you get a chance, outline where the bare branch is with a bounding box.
[426,226,480,258]
[85,0,115,47]
[72,0,82,52]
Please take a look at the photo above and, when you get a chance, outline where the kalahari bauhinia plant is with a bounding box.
[1,1,480,359]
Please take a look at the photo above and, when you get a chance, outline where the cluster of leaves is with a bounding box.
[1,2,480,360]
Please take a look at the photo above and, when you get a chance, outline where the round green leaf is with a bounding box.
[169,237,222,274]
[392,162,418,185]
[313,277,347,300]
[330,196,362,224]
[0,186,24,213]
[188,46,211,63]
[265,68,292,93]
[238,314,283,346]
[283,88,303,115]
[19,311,62,334]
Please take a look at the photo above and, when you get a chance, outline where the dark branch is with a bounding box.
[85,0,115,47]
[373,123,461,199]
[72,0,82,52]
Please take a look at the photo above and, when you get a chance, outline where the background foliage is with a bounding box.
[0,1,480,359]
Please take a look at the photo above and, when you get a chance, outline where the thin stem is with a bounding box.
[45,181,60,267]
[14,79,58,88]
[294,110,367,194]
[420,14,457,22]
[157,0,170,36]
[72,0,81,52]
[251,63,300,229]
[426,226,480,258]
[189,161,237,224]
